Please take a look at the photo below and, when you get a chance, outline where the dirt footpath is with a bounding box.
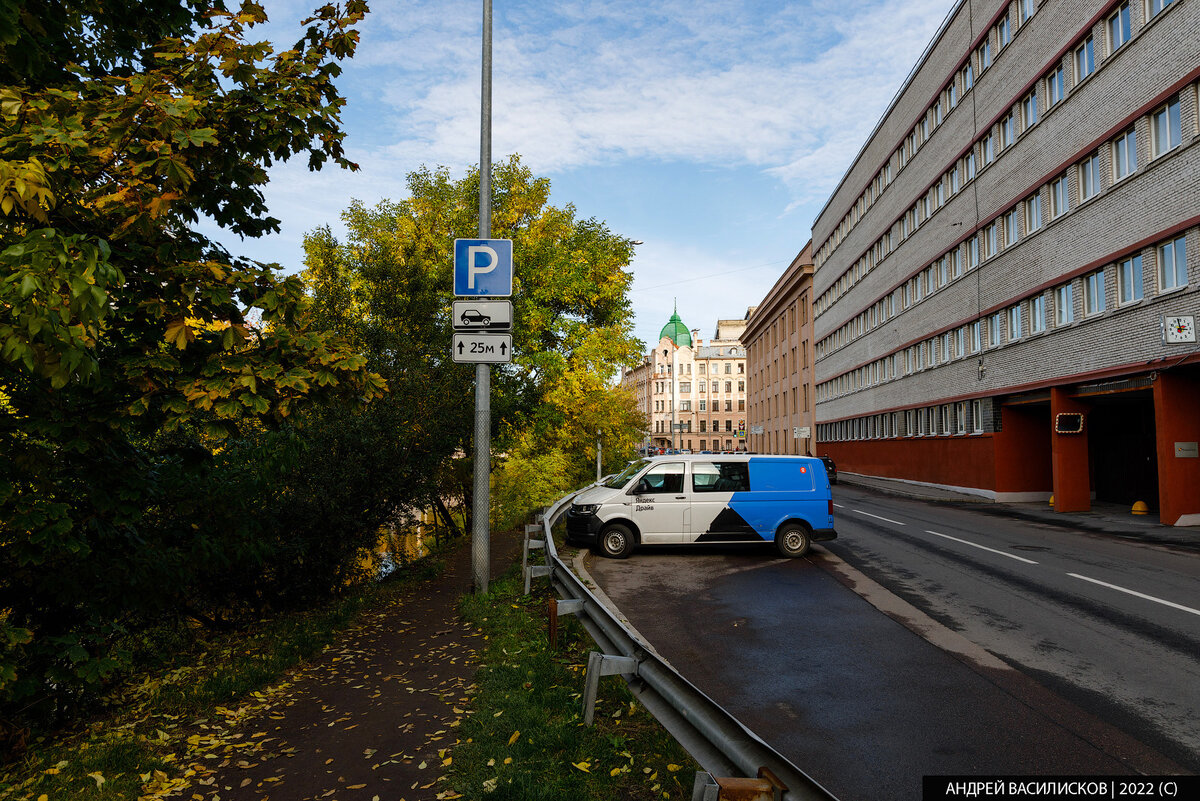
[175,531,520,801]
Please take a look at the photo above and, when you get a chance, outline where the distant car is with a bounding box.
[460,309,491,326]
[819,456,837,485]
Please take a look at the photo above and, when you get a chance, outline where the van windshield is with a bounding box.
[604,458,650,489]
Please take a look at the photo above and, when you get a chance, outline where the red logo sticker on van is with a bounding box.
[800,466,807,473]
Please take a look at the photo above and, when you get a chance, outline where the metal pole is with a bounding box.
[472,0,492,594]
[596,429,602,483]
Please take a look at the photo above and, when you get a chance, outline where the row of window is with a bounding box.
[816,87,1193,362]
[814,0,1040,278]
[815,0,1183,321]
[817,232,1191,403]
[652,419,741,434]
[654,380,744,395]
[654,398,746,413]
[654,360,744,375]
[818,401,989,443]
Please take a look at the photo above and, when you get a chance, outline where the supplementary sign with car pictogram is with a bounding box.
[452,299,512,332]
[453,238,512,296]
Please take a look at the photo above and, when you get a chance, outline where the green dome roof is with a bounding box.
[659,308,692,347]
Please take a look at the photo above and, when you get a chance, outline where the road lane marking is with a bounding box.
[925,530,1040,565]
[833,503,846,509]
[853,509,905,525]
[1067,573,1200,618]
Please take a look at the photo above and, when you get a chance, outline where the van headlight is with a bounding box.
[572,503,599,515]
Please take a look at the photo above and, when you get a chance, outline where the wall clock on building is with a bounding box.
[1162,315,1197,344]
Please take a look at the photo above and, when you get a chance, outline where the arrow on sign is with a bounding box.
[457,341,465,355]
[499,341,508,356]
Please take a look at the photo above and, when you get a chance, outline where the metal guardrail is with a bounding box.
[528,488,840,801]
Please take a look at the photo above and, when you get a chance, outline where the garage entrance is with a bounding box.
[1086,390,1157,508]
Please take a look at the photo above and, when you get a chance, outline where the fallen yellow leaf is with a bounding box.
[87,772,105,787]
[610,767,622,777]
[507,730,520,746]
[442,756,452,767]
[667,763,682,772]
[572,761,591,772]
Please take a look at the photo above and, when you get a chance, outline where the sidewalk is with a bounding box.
[839,472,1200,552]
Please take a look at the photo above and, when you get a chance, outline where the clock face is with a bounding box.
[1164,315,1196,344]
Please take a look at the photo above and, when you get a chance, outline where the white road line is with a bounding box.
[1068,573,1200,618]
[925,530,1040,565]
[853,509,906,525]
[833,503,846,509]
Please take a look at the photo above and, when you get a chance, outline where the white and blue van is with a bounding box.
[566,454,836,558]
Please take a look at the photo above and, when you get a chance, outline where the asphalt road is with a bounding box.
[824,484,1200,774]
[582,486,1197,800]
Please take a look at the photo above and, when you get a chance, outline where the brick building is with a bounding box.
[811,0,1200,524]
[744,244,817,456]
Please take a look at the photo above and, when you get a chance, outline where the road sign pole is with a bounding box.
[472,0,493,595]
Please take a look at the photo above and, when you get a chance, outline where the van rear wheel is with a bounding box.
[775,523,812,558]
[598,523,635,559]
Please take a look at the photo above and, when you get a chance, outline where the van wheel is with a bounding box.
[598,524,635,559]
[775,523,811,558]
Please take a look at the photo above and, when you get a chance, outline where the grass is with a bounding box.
[452,570,698,800]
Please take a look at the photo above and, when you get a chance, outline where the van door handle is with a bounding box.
[675,495,687,499]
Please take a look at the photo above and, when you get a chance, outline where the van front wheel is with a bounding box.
[775,523,812,558]
[598,523,635,559]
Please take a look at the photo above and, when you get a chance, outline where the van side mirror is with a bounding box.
[631,479,649,495]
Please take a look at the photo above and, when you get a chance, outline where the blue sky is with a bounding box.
[207,0,952,350]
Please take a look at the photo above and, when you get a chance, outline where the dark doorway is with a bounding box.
[1086,391,1157,507]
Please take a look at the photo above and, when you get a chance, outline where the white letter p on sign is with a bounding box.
[467,245,498,289]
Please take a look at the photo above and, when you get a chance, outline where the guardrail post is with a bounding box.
[691,767,787,801]
[523,523,548,594]
[548,598,584,648]
[582,652,637,726]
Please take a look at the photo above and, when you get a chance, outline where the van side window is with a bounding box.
[642,463,684,493]
[692,461,750,493]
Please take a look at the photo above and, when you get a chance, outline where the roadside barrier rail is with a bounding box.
[528,488,839,801]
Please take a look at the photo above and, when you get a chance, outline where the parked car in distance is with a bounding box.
[819,455,837,485]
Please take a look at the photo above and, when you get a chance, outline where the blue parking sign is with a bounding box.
[454,238,513,296]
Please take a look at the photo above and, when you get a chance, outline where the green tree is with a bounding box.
[0,0,382,720]
[301,157,646,524]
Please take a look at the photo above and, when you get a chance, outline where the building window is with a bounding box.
[1007,304,1022,341]
[948,80,958,109]
[950,248,962,279]
[1079,153,1101,201]
[962,62,974,92]
[937,257,948,287]
[1084,270,1107,314]
[984,222,998,258]
[1152,99,1182,157]
[999,113,1015,149]
[1025,193,1043,232]
[968,235,980,269]
[1047,65,1065,107]
[966,150,977,180]
[955,402,967,434]
[1055,284,1074,325]
[934,98,944,125]
[1112,128,1137,181]
[699,399,707,412]
[1148,0,1176,18]
[981,132,995,165]
[1158,236,1187,291]
[972,399,983,433]
[1051,174,1069,218]
[970,321,982,352]
[1119,255,1144,304]
[998,15,1012,48]
[1021,89,1038,129]
[949,164,961,194]
[1020,0,1036,25]
[1076,36,1095,82]
[1004,208,1019,246]
[977,40,991,72]
[989,312,1002,347]
[1030,294,1046,333]
[1107,4,1130,54]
